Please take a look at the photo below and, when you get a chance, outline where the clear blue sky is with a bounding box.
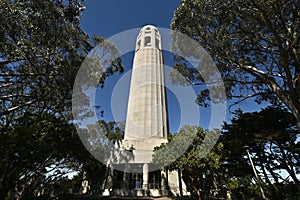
[79,0,266,133]
[81,0,181,38]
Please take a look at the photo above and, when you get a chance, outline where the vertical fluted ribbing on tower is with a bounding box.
[124,25,168,140]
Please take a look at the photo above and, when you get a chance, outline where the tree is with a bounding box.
[222,106,300,199]
[0,0,123,199]
[1,0,86,121]
[98,120,124,143]
[171,0,300,130]
[153,126,224,200]
[0,112,84,199]
[0,0,123,126]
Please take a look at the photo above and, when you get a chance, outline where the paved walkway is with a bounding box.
[99,197,175,200]
[70,195,178,200]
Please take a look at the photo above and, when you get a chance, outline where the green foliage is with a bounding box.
[171,0,300,130]
[0,0,90,120]
[153,126,223,199]
[0,0,123,199]
[0,0,123,123]
[156,107,299,199]
[98,120,124,143]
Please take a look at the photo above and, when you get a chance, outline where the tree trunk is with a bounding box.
[296,113,300,132]
[196,188,201,200]
[260,162,279,198]
[279,146,300,184]
[187,172,202,200]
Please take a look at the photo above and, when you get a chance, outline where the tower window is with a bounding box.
[155,38,160,49]
[137,40,141,51]
[144,36,151,46]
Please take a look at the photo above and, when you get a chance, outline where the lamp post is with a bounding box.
[243,146,267,200]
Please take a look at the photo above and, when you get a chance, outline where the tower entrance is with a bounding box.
[131,173,142,189]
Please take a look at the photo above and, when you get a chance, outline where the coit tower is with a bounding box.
[124,25,168,143]
[103,26,186,195]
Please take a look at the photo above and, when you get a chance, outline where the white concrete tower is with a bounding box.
[103,26,187,196]
[124,25,168,143]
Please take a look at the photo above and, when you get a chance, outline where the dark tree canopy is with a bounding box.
[222,106,300,199]
[171,0,300,130]
[154,107,299,199]
[0,0,123,199]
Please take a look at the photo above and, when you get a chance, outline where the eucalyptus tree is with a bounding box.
[171,0,300,130]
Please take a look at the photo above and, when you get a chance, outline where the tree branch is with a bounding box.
[0,100,38,116]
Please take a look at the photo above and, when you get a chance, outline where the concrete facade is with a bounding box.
[125,25,168,141]
[122,25,168,165]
